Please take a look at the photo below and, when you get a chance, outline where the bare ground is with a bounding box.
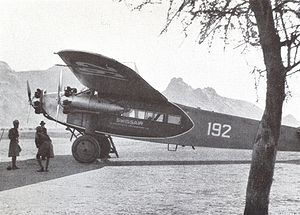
[0,137,300,215]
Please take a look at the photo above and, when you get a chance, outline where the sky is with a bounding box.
[0,0,299,120]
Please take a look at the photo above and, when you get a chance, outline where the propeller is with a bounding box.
[26,81,33,123]
[27,80,33,106]
[58,69,63,105]
[55,69,63,123]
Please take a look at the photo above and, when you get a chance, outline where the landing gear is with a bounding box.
[97,135,111,160]
[72,135,100,163]
[97,135,119,159]
[71,134,119,163]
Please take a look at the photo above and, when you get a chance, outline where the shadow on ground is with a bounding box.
[104,159,300,166]
[1,155,300,192]
[0,155,105,192]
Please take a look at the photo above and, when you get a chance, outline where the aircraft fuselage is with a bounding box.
[149,104,300,151]
[37,91,194,139]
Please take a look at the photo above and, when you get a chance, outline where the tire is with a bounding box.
[72,135,100,163]
[98,135,111,159]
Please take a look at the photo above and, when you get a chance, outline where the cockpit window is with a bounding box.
[167,115,181,125]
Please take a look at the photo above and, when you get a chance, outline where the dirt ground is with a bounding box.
[1,137,300,215]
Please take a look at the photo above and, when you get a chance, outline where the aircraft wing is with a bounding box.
[57,50,167,103]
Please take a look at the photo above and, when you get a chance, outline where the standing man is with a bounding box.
[39,121,47,160]
[8,120,21,170]
[39,120,54,158]
[40,121,47,133]
[35,126,52,172]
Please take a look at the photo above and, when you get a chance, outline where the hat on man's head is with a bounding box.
[40,121,46,126]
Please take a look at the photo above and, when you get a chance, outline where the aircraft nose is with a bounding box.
[181,112,194,133]
[186,115,194,131]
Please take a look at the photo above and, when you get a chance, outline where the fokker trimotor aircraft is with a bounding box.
[27,50,300,163]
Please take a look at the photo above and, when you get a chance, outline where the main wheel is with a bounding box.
[98,135,111,159]
[72,135,100,163]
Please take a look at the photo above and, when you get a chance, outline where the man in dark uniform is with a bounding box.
[38,121,47,160]
[39,120,54,159]
[40,121,47,133]
[8,120,21,170]
[35,126,53,172]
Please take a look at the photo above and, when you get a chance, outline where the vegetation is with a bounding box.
[121,0,300,214]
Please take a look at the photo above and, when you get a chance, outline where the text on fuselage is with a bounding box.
[207,122,231,138]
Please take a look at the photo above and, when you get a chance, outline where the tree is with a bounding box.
[121,0,300,214]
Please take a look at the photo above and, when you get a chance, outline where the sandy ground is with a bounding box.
[1,137,300,214]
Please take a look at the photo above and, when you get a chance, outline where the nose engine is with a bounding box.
[32,88,44,114]
[30,84,125,117]
[61,87,124,114]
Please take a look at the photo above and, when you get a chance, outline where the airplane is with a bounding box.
[27,50,300,163]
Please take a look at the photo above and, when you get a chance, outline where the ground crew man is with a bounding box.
[7,120,21,170]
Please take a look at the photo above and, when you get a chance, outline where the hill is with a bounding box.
[0,62,298,128]
[162,78,299,127]
[0,61,28,127]
[0,62,83,128]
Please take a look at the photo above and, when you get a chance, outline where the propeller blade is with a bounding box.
[26,104,31,123]
[55,104,60,122]
[27,80,32,105]
[57,69,63,105]
[55,69,63,126]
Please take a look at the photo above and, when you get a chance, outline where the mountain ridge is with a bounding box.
[162,77,299,127]
[0,62,299,127]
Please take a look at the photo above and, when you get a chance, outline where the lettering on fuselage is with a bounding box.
[110,118,147,130]
[207,122,231,138]
[116,118,144,126]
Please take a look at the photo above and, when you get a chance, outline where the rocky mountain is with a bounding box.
[162,77,299,127]
[282,114,300,127]
[0,62,299,128]
[0,61,27,127]
[0,62,83,128]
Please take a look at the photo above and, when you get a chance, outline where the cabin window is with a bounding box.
[145,111,154,120]
[145,111,164,122]
[121,109,135,118]
[153,113,164,122]
[121,111,129,117]
[129,110,135,118]
[121,109,144,119]
[167,115,181,125]
[137,110,145,119]
[121,109,164,123]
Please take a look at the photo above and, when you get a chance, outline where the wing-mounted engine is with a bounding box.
[62,89,125,115]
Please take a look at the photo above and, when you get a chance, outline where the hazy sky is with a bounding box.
[1,0,299,120]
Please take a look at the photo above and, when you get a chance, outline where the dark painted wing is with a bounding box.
[57,50,167,103]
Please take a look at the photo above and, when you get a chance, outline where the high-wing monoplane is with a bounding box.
[27,50,300,163]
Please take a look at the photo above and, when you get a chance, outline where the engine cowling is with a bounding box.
[62,94,124,114]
